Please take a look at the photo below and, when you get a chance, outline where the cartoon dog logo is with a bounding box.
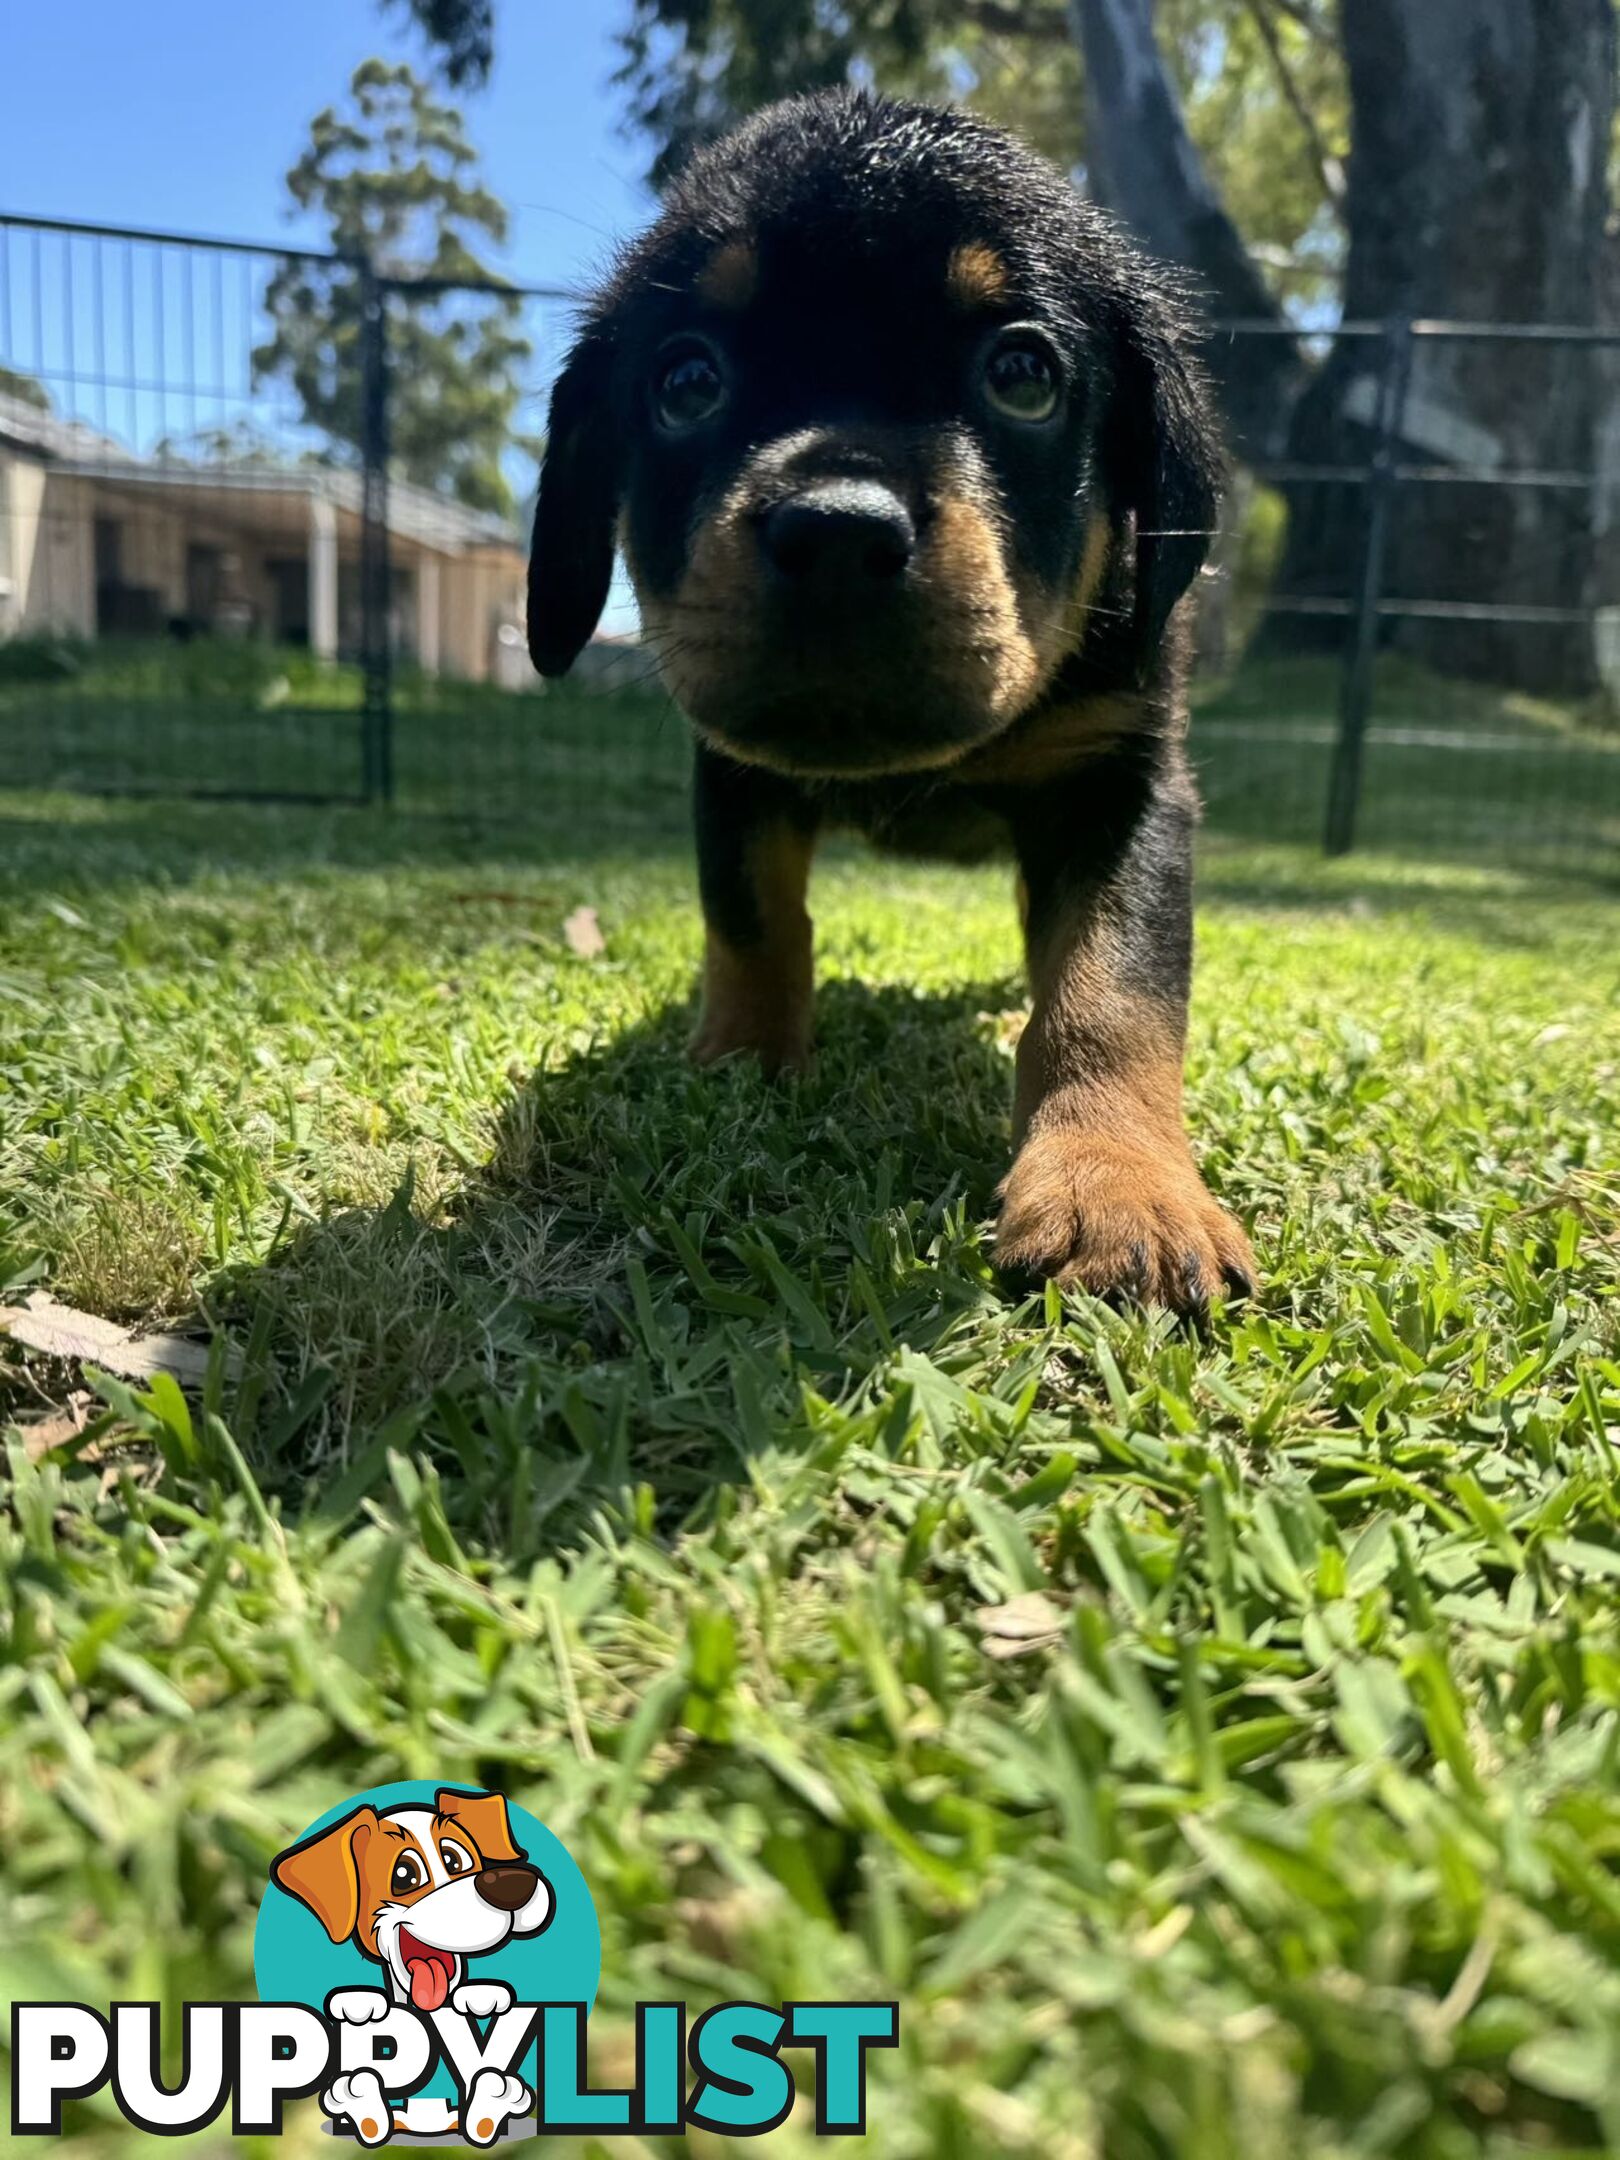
[271,1786,554,2144]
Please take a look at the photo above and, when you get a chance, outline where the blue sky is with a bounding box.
[2,3,658,628]
[0,1,653,293]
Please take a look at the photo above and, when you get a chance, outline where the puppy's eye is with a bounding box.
[440,1841,473,1877]
[984,335,1061,423]
[390,1853,425,1897]
[655,342,727,430]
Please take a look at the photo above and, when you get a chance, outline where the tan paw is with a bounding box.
[995,1127,1256,1314]
[689,1007,811,1076]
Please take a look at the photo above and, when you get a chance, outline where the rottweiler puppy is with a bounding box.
[528,89,1256,1315]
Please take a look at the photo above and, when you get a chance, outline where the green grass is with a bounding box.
[1,779,1619,2158]
[3,638,1617,876]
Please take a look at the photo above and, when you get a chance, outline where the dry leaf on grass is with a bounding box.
[975,1590,1065,1658]
[18,1389,96,1464]
[0,1290,235,1388]
[563,905,606,958]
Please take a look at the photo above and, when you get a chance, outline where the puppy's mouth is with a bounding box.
[397,1927,460,2011]
[649,594,1037,779]
[640,482,1058,778]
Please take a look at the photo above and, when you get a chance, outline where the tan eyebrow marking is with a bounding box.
[697,239,759,310]
[947,240,1013,309]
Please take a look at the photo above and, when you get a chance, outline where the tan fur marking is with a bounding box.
[1074,514,1114,626]
[925,491,1045,719]
[638,439,1085,773]
[947,240,1013,309]
[691,823,817,1074]
[956,517,1128,780]
[996,898,1256,1305]
[645,471,1060,770]
[697,240,759,310]
[960,693,1144,783]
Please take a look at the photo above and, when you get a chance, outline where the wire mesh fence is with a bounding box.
[2,211,1617,880]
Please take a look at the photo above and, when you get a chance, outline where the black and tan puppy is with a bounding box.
[528,90,1256,1314]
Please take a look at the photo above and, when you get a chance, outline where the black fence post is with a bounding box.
[1323,316,1415,857]
[358,261,394,805]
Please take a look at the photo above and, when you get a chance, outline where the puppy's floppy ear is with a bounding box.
[271,1805,380,1943]
[528,323,620,677]
[1110,295,1222,675]
[435,1786,524,1865]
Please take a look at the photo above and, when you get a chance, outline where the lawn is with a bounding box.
[4,636,1618,878]
[1,771,1618,2157]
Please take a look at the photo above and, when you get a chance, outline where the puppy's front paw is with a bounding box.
[690,1003,811,1076]
[995,1128,1255,1314]
[462,2070,531,2147]
[327,1988,391,2025]
[451,1979,515,2019]
[323,2070,393,2145]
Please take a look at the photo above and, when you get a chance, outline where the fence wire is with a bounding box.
[2,211,1616,881]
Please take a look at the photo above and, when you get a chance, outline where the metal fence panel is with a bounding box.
[2,213,1617,881]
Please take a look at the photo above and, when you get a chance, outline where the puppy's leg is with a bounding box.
[690,745,820,1074]
[996,756,1255,1313]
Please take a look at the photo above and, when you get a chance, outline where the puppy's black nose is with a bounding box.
[761,481,915,585]
[474,1864,539,1912]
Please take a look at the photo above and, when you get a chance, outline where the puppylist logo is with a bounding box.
[10,1781,899,2144]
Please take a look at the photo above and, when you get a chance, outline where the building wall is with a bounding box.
[435,549,528,683]
[87,487,289,634]
[0,457,530,683]
[0,456,95,635]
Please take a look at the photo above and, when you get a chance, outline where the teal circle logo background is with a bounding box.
[253,1783,599,2105]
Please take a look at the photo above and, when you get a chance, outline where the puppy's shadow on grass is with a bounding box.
[236,974,1022,1555]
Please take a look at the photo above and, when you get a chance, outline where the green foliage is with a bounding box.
[3,652,1614,870]
[384,0,494,86]
[253,59,533,516]
[0,362,51,411]
[0,633,86,684]
[613,0,1077,192]
[1160,0,1348,307]
[1,782,1618,2153]
[613,0,1350,308]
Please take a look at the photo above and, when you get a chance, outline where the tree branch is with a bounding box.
[1241,0,1346,212]
[1067,0,1304,454]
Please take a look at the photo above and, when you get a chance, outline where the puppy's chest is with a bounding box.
[813,775,1015,862]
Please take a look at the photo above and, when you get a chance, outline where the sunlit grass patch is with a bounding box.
[2,785,1618,2156]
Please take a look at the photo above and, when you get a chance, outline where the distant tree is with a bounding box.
[383,0,494,86]
[614,0,1616,696]
[153,420,301,468]
[0,364,51,411]
[253,59,533,517]
[614,0,1349,311]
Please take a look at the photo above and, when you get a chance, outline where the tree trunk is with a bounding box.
[1278,0,1616,695]
[1070,0,1616,699]
[1068,0,1306,457]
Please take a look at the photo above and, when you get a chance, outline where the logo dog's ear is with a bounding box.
[528,323,621,677]
[271,1805,380,1943]
[1109,291,1222,677]
[434,1787,523,1864]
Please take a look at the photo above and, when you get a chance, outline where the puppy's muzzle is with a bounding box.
[760,479,916,590]
[475,1863,540,1912]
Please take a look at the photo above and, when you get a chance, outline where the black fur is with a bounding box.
[529,89,1220,698]
[527,90,1251,1307]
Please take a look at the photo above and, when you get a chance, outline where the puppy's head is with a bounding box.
[530,90,1219,779]
[271,1789,554,2011]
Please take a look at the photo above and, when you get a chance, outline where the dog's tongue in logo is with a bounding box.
[400,1928,455,2011]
